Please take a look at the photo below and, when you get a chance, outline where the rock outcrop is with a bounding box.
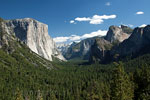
[4,18,65,61]
[63,25,133,61]
[89,38,112,63]
[105,25,132,43]
[110,25,150,60]
[56,43,71,56]
[89,25,134,63]
[64,37,99,60]
[0,18,54,69]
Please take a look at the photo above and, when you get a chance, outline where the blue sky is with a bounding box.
[0,0,149,43]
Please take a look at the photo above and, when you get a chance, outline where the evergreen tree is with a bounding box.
[111,62,134,100]
[36,90,43,100]
[133,66,150,100]
[49,93,57,100]
[15,88,24,100]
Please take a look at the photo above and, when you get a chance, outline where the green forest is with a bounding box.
[0,52,150,100]
[0,17,150,100]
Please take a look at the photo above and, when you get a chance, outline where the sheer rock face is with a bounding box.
[4,18,65,61]
[88,25,134,63]
[110,25,150,60]
[64,37,98,60]
[89,38,112,63]
[105,25,131,43]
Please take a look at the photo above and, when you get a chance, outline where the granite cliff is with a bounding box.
[105,25,132,43]
[63,25,132,61]
[110,25,150,60]
[4,18,65,61]
[64,37,98,60]
[89,25,150,64]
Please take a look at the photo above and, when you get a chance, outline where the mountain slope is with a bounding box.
[89,38,112,63]
[0,18,54,69]
[4,18,65,61]
[110,25,150,60]
[63,25,133,61]
[104,25,132,43]
[64,37,99,60]
[89,25,150,64]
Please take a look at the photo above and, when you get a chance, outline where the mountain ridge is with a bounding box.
[62,25,133,61]
[89,25,150,63]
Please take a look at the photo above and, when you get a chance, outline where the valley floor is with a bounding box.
[0,54,150,100]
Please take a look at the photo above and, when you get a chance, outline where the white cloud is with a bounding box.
[105,2,111,6]
[139,24,147,27]
[136,11,144,15]
[53,30,107,43]
[94,15,116,19]
[121,24,134,28]
[75,17,91,21]
[90,19,104,24]
[72,14,116,25]
[70,20,75,24]
[81,30,107,38]
[53,37,69,43]
[69,35,81,41]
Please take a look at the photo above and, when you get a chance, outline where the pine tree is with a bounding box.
[133,66,150,100]
[49,93,57,100]
[111,62,134,100]
[15,88,24,100]
[36,90,43,100]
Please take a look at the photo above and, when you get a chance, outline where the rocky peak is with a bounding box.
[121,25,133,34]
[129,27,144,43]
[105,25,131,43]
[109,25,150,61]
[64,37,97,60]
[4,18,65,61]
[121,25,128,29]
[89,38,112,63]
[143,25,150,41]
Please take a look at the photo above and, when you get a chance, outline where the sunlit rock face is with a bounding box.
[5,18,65,61]
[64,37,98,60]
[105,25,132,43]
[110,25,150,60]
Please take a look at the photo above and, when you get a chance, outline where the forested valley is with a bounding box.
[0,52,150,100]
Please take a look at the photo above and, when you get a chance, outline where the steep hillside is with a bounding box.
[4,18,65,61]
[110,25,150,61]
[0,17,59,99]
[56,43,71,55]
[104,25,132,43]
[89,38,112,63]
[89,25,150,64]
[64,37,99,60]
[0,18,54,69]
[63,25,133,61]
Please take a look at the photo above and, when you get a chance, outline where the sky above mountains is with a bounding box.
[0,0,150,43]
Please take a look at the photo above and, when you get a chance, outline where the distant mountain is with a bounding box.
[110,25,150,61]
[89,38,112,63]
[63,37,100,60]
[63,25,133,61]
[89,25,150,64]
[4,18,65,61]
[56,43,71,55]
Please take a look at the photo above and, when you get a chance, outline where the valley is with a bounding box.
[0,17,150,100]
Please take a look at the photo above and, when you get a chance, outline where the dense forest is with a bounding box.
[0,17,150,100]
[0,52,150,100]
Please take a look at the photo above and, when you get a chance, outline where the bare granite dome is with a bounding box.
[4,18,65,61]
[105,25,131,43]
